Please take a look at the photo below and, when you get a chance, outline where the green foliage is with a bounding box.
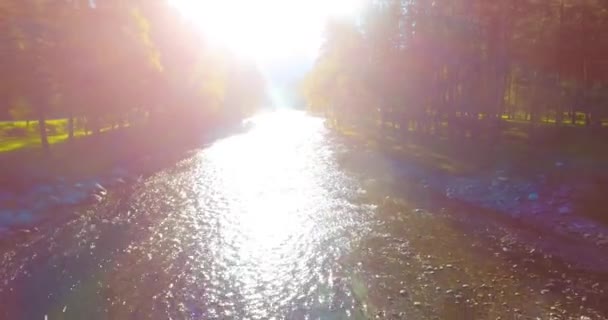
[0,0,267,153]
[304,0,608,132]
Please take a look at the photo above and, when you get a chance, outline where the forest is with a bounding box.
[303,0,608,145]
[0,0,266,153]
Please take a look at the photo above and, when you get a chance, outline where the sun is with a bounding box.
[167,0,365,63]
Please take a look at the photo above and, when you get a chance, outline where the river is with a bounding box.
[1,111,606,319]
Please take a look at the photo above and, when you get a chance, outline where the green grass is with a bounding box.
[0,119,74,153]
[0,127,134,186]
[0,117,202,188]
[501,112,608,126]
[0,119,119,153]
[0,119,68,130]
[0,119,136,189]
[0,132,91,153]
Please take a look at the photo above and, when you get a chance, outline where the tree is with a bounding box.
[0,0,266,154]
[8,97,32,127]
[304,0,608,141]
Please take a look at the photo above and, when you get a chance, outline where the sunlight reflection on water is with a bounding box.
[3,111,608,320]
[132,110,374,318]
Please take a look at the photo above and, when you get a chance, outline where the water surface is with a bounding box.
[1,111,606,319]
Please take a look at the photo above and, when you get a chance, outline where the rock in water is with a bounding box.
[528,193,539,201]
[89,193,104,204]
[92,183,107,196]
[597,239,608,246]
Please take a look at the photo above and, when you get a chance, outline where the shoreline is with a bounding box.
[334,124,608,267]
[0,120,247,237]
[1,155,169,238]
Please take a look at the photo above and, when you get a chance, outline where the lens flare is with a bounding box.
[168,0,365,63]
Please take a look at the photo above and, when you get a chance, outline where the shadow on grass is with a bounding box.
[339,121,608,176]
[333,121,608,226]
[0,121,248,192]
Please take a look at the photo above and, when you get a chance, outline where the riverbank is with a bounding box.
[333,122,608,252]
[0,111,606,319]
[0,120,245,237]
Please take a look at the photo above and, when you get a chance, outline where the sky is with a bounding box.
[168,0,365,106]
[168,0,364,61]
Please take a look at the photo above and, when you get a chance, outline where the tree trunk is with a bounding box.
[556,0,564,127]
[579,13,589,127]
[68,110,74,140]
[91,117,101,134]
[582,58,589,126]
[571,111,576,125]
[37,110,50,153]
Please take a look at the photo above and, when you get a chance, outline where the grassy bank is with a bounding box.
[0,119,215,191]
[0,119,78,153]
[338,117,608,175]
[0,119,125,153]
[333,119,608,225]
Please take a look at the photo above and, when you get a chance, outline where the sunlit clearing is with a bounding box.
[168,0,365,63]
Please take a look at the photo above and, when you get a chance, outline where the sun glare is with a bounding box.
[168,0,365,63]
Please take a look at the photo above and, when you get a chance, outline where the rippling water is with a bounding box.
[126,111,375,319]
[1,111,607,319]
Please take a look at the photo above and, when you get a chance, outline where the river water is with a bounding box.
[1,111,607,319]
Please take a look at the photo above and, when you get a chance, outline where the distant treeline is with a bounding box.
[303,0,608,141]
[0,0,267,151]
